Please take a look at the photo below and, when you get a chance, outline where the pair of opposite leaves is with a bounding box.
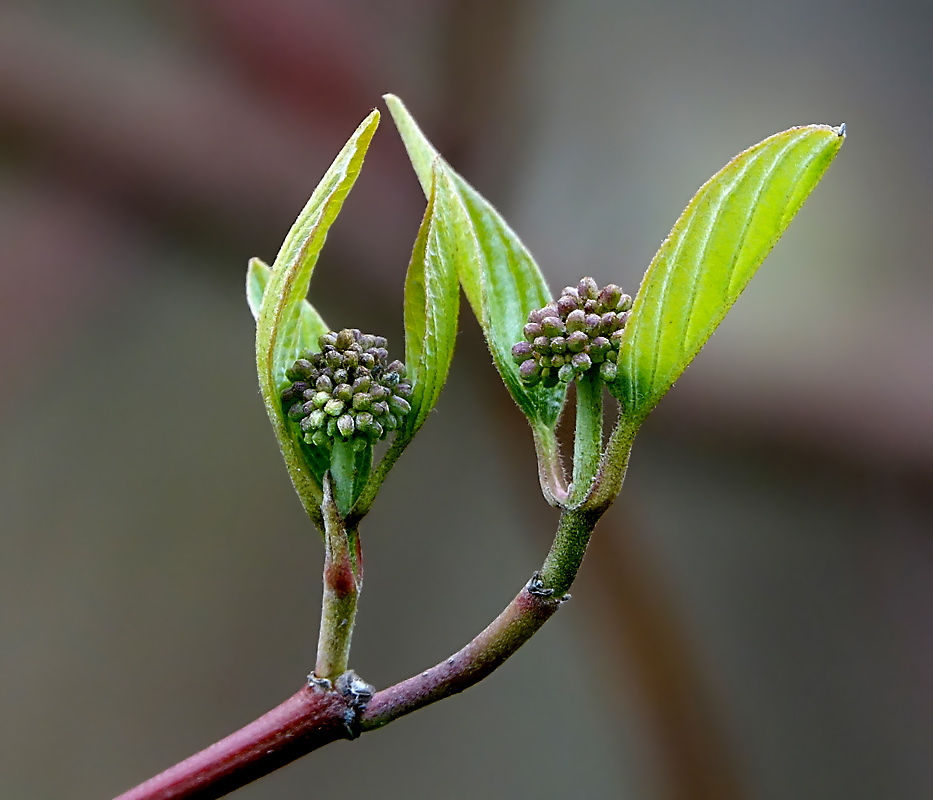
[249,95,845,516]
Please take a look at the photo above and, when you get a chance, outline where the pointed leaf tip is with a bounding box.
[385,94,567,431]
[255,109,379,523]
[399,161,461,444]
[612,123,844,423]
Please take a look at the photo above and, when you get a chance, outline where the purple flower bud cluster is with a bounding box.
[511,277,633,387]
[282,328,412,447]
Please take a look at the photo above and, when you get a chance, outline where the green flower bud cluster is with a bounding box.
[511,277,633,387]
[282,328,412,448]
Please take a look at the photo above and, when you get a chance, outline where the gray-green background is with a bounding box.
[1,2,930,798]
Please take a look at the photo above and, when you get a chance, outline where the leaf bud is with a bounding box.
[599,361,618,382]
[524,322,543,340]
[561,286,580,301]
[565,309,586,333]
[556,294,579,316]
[512,341,534,363]
[598,284,622,310]
[567,331,589,352]
[541,316,565,337]
[577,277,598,299]
[598,313,616,335]
[589,336,610,361]
[355,412,374,432]
[281,329,413,446]
[337,414,355,438]
[324,398,345,416]
[335,329,355,350]
[519,359,540,381]
[389,395,411,415]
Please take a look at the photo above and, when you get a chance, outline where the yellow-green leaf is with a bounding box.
[246,257,329,350]
[400,162,461,441]
[256,109,379,520]
[613,123,845,423]
[384,94,566,431]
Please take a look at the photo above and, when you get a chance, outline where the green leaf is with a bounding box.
[613,123,845,423]
[384,94,566,431]
[399,162,461,442]
[349,162,463,520]
[256,109,380,521]
[247,257,330,350]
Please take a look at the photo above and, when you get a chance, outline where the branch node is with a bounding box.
[307,674,333,692]
[526,570,554,597]
[336,670,375,739]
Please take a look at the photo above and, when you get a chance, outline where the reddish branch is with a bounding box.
[113,585,563,800]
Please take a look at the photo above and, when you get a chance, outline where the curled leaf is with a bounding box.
[349,161,463,519]
[400,162,461,442]
[255,110,380,523]
[247,257,330,349]
[384,94,566,433]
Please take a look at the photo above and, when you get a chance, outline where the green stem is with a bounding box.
[347,434,407,525]
[330,439,371,518]
[532,423,569,506]
[538,507,601,595]
[584,413,639,514]
[569,371,603,506]
[314,475,361,681]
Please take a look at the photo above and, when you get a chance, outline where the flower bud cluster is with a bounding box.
[511,277,633,387]
[281,328,412,448]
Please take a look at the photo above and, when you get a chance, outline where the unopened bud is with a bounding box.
[324,398,344,417]
[512,341,534,363]
[599,361,618,382]
[337,414,355,438]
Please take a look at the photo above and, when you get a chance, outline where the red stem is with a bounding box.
[113,685,351,800]
[113,586,562,800]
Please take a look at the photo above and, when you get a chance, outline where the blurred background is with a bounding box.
[1,1,930,798]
